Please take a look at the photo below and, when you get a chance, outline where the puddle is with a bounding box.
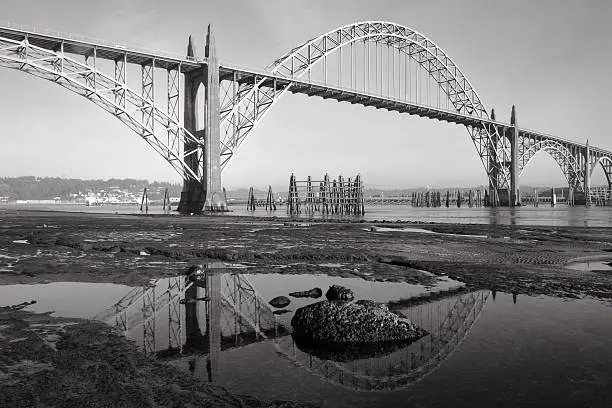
[566,258,612,271]
[2,267,611,407]
[367,226,487,238]
[0,282,133,319]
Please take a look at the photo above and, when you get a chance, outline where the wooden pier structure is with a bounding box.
[287,173,365,216]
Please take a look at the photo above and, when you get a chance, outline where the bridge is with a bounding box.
[1,21,610,211]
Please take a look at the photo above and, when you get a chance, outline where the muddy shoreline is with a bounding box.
[2,209,612,407]
[1,209,611,301]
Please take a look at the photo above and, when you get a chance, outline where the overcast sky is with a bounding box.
[0,0,610,189]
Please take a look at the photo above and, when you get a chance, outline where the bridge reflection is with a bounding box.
[96,264,489,391]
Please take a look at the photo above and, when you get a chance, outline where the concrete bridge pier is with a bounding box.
[584,140,591,207]
[487,109,500,206]
[177,25,227,214]
[509,105,520,207]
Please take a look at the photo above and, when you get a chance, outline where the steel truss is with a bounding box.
[0,33,203,182]
[219,21,511,191]
[519,135,612,193]
[519,138,584,191]
[1,23,610,196]
[95,265,279,355]
[591,152,612,185]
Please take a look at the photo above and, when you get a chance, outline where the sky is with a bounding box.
[0,0,610,189]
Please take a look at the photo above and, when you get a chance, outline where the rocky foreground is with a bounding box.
[0,306,316,408]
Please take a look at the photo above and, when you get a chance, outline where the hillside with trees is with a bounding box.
[0,177,182,200]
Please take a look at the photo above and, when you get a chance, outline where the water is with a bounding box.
[1,268,611,407]
[3,202,612,226]
[566,258,612,271]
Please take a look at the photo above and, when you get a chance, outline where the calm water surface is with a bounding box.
[2,203,612,227]
[1,270,611,407]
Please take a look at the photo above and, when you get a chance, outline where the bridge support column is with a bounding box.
[177,25,227,214]
[509,105,520,206]
[584,140,591,207]
[487,109,499,207]
[202,25,227,211]
[177,36,206,214]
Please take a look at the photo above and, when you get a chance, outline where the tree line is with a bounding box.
[0,177,183,200]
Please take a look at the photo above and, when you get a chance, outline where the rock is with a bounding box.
[272,309,291,315]
[325,285,354,302]
[7,300,37,310]
[291,300,427,344]
[355,299,389,311]
[289,287,323,299]
[269,296,291,309]
[293,335,414,362]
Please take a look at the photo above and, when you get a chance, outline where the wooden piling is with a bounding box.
[140,188,149,214]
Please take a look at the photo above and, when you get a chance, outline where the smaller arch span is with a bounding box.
[592,155,612,185]
[519,139,583,190]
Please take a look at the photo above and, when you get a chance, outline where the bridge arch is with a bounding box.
[0,33,204,182]
[220,21,510,189]
[519,140,583,191]
[592,155,612,184]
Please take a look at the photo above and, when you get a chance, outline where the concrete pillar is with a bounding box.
[584,140,591,207]
[488,108,498,206]
[510,105,520,206]
[177,36,206,214]
[177,26,227,213]
[202,25,227,211]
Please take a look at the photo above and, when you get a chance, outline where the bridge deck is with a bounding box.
[0,24,203,72]
[1,23,609,158]
[220,65,610,156]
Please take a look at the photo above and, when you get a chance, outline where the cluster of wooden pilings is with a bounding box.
[246,186,277,211]
[140,187,172,214]
[287,173,365,216]
[590,186,612,206]
[410,190,484,208]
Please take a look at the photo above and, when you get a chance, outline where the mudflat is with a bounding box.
[1,209,611,300]
[2,209,612,407]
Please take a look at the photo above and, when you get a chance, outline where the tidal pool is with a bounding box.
[1,269,611,408]
[566,258,612,271]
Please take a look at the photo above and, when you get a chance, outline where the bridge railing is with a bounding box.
[0,20,202,63]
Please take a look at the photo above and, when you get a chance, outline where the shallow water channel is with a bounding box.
[1,267,611,408]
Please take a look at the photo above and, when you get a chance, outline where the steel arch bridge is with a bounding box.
[1,21,610,211]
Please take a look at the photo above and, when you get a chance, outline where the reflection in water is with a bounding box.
[97,266,488,391]
[273,290,489,390]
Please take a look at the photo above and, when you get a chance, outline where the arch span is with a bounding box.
[519,139,583,191]
[0,33,204,181]
[220,21,510,189]
[592,155,612,185]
